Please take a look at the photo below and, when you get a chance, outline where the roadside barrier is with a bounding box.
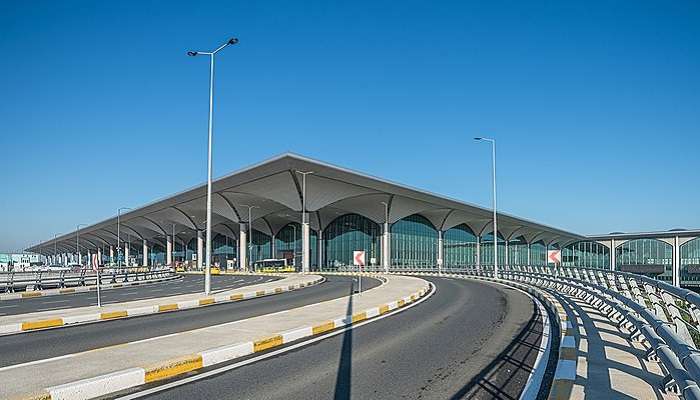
[1,268,174,294]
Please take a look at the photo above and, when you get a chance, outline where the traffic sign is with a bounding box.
[547,250,561,265]
[353,251,366,267]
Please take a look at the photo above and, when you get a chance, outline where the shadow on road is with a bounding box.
[332,277,356,400]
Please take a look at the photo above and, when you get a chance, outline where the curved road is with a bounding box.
[127,276,543,400]
[0,274,278,316]
[0,275,380,368]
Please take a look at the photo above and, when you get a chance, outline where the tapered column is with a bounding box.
[109,246,114,264]
[166,236,173,267]
[318,229,324,271]
[197,230,204,270]
[142,240,148,266]
[476,236,481,268]
[673,236,680,287]
[124,243,130,267]
[271,234,277,259]
[527,243,531,266]
[239,224,247,271]
[505,240,509,267]
[302,223,310,273]
[382,222,391,273]
[610,239,616,271]
[97,248,103,265]
[437,230,444,274]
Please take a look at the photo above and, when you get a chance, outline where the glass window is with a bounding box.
[391,214,438,269]
[681,238,700,284]
[444,224,477,267]
[324,214,381,270]
[616,239,672,282]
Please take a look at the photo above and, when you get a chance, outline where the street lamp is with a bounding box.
[76,224,87,267]
[296,171,314,273]
[188,36,239,295]
[474,137,498,278]
[117,207,131,272]
[239,204,259,271]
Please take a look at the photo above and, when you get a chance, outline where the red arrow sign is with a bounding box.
[353,251,365,267]
[547,250,561,264]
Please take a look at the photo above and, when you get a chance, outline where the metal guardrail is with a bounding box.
[383,264,700,399]
[0,267,175,293]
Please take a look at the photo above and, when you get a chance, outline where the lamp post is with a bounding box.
[474,137,498,278]
[76,224,87,267]
[188,37,238,295]
[296,171,314,273]
[239,204,259,271]
[117,207,131,272]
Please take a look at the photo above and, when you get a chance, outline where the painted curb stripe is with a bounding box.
[144,355,203,383]
[157,304,178,312]
[22,318,64,331]
[100,311,127,320]
[254,335,284,352]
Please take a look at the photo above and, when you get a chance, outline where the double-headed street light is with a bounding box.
[474,137,498,278]
[188,37,239,295]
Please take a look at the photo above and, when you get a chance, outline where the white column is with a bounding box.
[97,248,103,265]
[674,236,681,287]
[318,229,324,270]
[437,230,444,274]
[124,243,130,267]
[302,223,310,273]
[197,230,204,270]
[109,246,114,264]
[271,234,277,259]
[610,239,616,271]
[505,240,509,267]
[239,224,247,271]
[77,251,82,266]
[527,243,531,265]
[166,236,173,267]
[86,249,91,267]
[142,240,148,266]
[382,222,391,273]
[476,236,481,268]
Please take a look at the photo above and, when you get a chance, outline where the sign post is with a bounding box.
[547,250,561,277]
[353,250,366,294]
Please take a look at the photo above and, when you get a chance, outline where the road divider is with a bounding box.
[0,274,324,336]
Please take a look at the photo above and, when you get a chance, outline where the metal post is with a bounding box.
[188,37,238,294]
[381,201,390,273]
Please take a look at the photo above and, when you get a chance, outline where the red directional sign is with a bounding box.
[353,251,366,267]
[547,250,561,265]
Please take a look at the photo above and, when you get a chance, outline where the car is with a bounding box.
[175,266,185,273]
[210,267,221,275]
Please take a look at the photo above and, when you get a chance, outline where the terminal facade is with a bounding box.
[26,154,700,287]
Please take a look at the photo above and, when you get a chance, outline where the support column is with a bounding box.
[166,236,173,267]
[610,239,616,271]
[437,230,444,274]
[197,230,204,270]
[97,248,103,266]
[382,222,391,273]
[87,250,91,268]
[318,229,324,271]
[476,236,481,269]
[124,243,130,267]
[109,246,114,264]
[142,240,148,267]
[302,223,310,273]
[239,224,247,271]
[674,236,681,287]
[271,234,277,259]
[505,240,509,267]
[77,251,82,266]
[527,243,531,266]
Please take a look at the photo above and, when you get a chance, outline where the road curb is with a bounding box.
[0,274,182,301]
[0,276,325,336]
[20,279,431,400]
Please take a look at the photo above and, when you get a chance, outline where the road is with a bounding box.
[0,275,380,368]
[126,276,543,400]
[0,274,278,316]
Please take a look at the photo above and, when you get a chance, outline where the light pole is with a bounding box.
[474,137,498,278]
[76,224,87,267]
[296,171,314,273]
[53,233,59,266]
[380,201,389,273]
[188,37,238,295]
[117,207,131,272]
[239,204,259,271]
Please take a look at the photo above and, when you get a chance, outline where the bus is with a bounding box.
[253,259,295,273]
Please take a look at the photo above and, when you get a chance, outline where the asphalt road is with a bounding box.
[0,275,380,368]
[0,274,278,316]
[132,276,543,400]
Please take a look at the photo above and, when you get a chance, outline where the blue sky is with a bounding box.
[1,1,698,251]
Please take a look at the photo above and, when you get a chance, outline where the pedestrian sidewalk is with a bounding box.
[2,274,430,400]
[0,273,323,335]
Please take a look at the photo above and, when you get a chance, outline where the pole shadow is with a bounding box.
[332,276,356,400]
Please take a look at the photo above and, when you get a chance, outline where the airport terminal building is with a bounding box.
[26,154,700,287]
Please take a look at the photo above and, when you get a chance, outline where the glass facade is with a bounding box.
[562,241,610,269]
[530,242,546,266]
[324,214,381,270]
[249,230,272,265]
[443,224,477,268]
[275,223,318,268]
[681,238,700,284]
[616,239,672,281]
[480,232,505,266]
[391,214,438,268]
[212,233,236,267]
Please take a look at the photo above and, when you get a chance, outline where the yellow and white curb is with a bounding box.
[0,277,325,336]
[20,282,431,400]
[0,274,181,302]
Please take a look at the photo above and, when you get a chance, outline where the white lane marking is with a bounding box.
[42,299,71,304]
[37,306,67,311]
[116,281,436,400]
[0,304,18,309]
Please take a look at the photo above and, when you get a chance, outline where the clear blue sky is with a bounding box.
[1,1,698,251]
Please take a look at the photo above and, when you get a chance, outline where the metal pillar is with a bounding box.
[476,236,481,268]
[610,239,616,271]
[142,240,148,267]
[437,230,444,274]
[302,223,310,273]
[674,236,681,287]
[271,234,276,258]
[197,230,204,270]
[318,229,324,271]
[166,236,173,267]
[527,243,531,266]
[383,222,391,273]
[109,246,114,264]
[239,224,247,271]
[505,240,509,267]
[124,243,130,267]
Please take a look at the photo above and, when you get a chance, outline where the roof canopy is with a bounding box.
[27,153,584,253]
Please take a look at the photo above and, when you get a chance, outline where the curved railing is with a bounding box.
[0,267,176,293]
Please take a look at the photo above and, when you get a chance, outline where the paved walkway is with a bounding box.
[0,274,428,400]
[556,293,675,400]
